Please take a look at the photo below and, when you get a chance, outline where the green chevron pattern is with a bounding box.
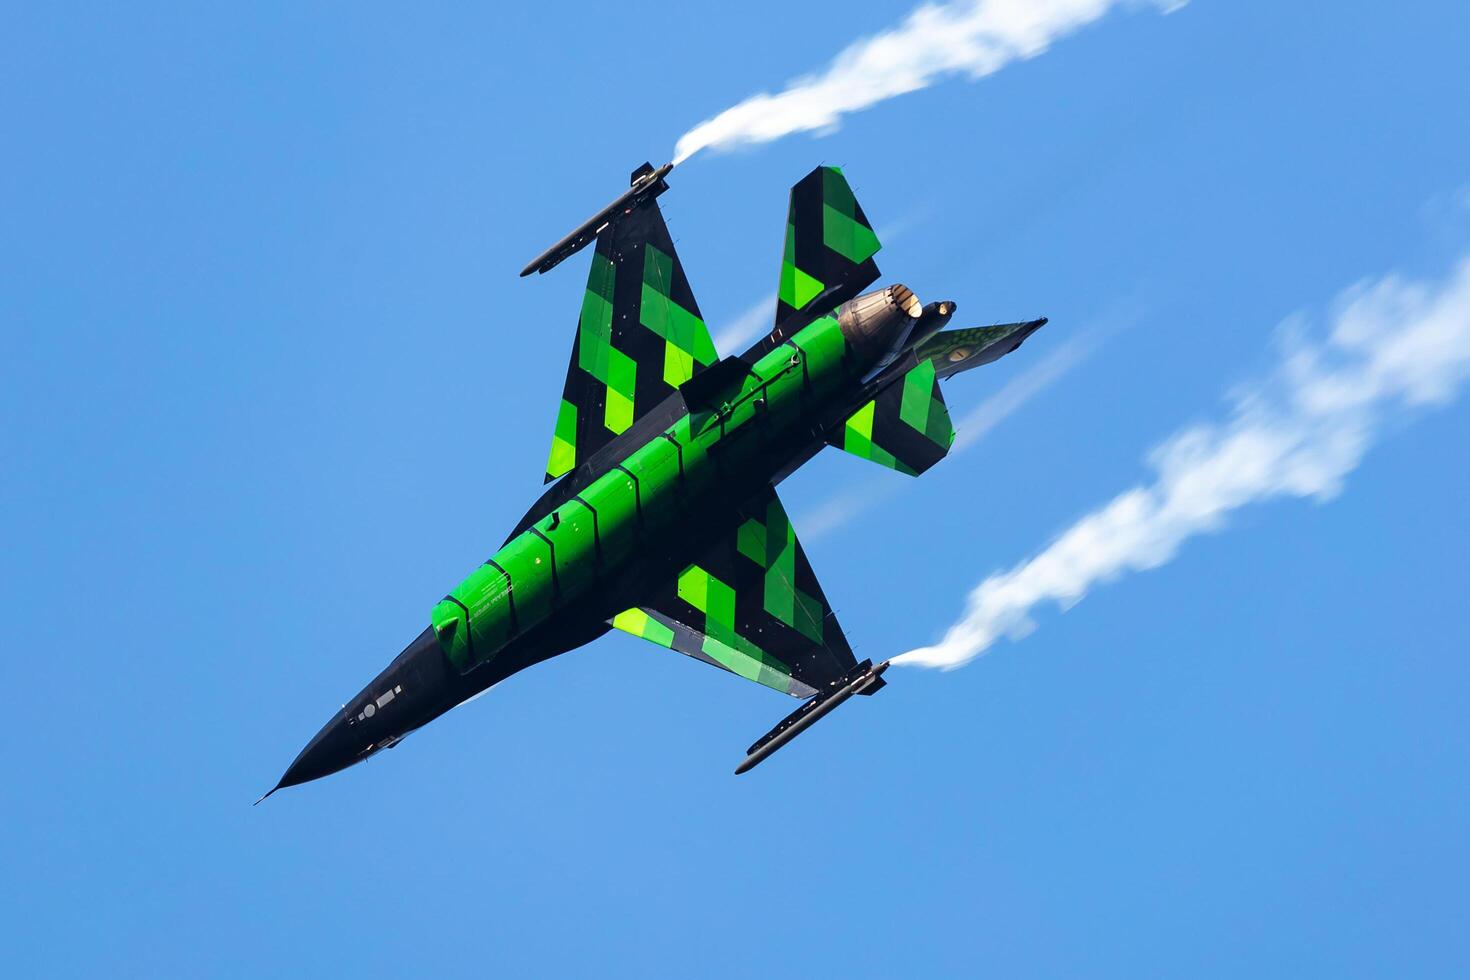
[608,484,857,699]
[640,244,717,389]
[831,357,954,476]
[772,166,883,337]
[545,198,719,482]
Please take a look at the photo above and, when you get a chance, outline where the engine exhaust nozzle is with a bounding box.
[836,284,922,364]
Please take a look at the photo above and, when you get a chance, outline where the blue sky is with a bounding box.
[5,2,1470,976]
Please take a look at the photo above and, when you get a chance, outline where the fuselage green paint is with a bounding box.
[430,314,862,675]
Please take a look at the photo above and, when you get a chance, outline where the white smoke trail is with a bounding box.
[673,0,1186,165]
[896,257,1470,669]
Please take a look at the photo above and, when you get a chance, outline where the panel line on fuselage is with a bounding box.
[526,527,559,599]
[444,594,476,663]
[571,493,602,567]
[481,559,517,636]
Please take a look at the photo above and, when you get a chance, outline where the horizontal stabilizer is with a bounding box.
[826,356,954,476]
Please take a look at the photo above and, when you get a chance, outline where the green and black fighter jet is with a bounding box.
[265,162,1045,798]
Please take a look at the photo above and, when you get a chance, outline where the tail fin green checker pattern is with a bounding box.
[545,200,719,482]
[763,166,883,349]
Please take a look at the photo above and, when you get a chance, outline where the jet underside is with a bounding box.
[267,163,1045,798]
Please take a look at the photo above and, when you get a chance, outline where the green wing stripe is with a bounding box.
[607,485,856,698]
[640,244,718,388]
[613,600,800,697]
[545,399,579,480]
[611,607,676,648]
[544,201,720,482]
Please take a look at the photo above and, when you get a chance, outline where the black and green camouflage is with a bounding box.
[546,203,719,481]
[829,357,955,476]
[611,485,855,698]
[765,166,883,345]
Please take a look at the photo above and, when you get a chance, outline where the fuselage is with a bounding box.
[273,287,936,792]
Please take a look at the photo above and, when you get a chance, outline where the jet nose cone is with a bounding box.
[273,709,369,794]
[260,626,453,801]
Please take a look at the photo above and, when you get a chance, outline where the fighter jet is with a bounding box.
[264,162,1045,798]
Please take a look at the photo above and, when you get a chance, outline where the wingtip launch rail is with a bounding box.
[735,659,891,775]
[519,161,675,277]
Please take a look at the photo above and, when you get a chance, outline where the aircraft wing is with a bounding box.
[543,194,719,482]
[610,485,857,699]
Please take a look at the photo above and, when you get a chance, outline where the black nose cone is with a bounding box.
[279,710,367,790]
[258,626,454,803]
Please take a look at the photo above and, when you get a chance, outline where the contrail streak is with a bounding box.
[895,257,1470,669]
[798,333,1096,540]
[673,0,1186,165]
[713,293,778,354]
[953,332,1096,450]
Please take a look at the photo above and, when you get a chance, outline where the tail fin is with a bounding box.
[743,168,882,362]
[778,166,882,330]
[826,357,954,476]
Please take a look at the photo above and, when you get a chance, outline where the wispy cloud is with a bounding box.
[713,293,777,354]
[953,332,1096,450]
[673,0,1187,164]
[798,479,901,543]
[1421,183,1470,244]
[896,257,1470,669]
